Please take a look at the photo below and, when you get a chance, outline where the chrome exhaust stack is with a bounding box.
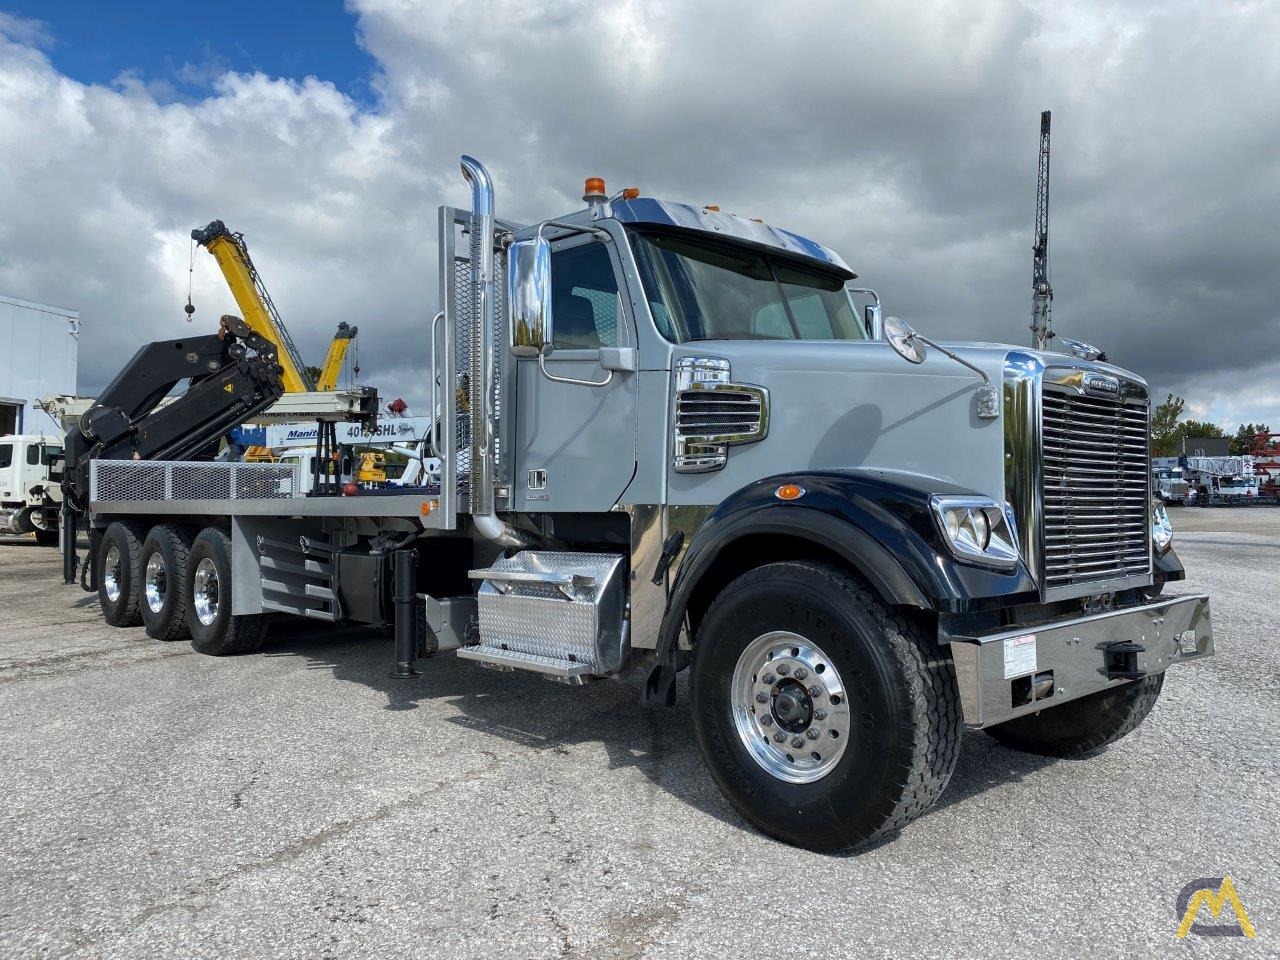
[459,156,529,550]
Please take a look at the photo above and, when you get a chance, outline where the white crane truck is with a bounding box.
[61,158,1214,851]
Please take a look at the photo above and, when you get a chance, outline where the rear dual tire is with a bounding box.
[96,522,267,655]
[186,528,268,656]
[139,524,196,640]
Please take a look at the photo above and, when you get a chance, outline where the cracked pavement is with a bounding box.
[0,512,1277,959]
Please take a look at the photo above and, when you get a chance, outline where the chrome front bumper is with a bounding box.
[948,594,1213,728]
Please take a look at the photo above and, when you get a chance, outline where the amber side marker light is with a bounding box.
[621,187,640,200]
[775,483,805,501]
[420,500,434,517]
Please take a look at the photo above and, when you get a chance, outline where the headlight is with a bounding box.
[1152,499,1174,554]
[930,495,1020,569]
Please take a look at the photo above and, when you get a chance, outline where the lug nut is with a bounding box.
[794,668,808,680]
[762,673,776,685]
[760,715,773,726]
[814,708,827,721]
[776,664,790,676]
[790,736,804,749]
[806,728,820,740]
[808,685,822,698]
[773,732,785,743]
[755,692,768,704]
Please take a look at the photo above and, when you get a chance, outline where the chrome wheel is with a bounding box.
[731,630,851,784]
[103,545,123,603]
[144,553,167,614]
[192,557,219,626]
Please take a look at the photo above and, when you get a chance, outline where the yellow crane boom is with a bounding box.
[316,322,358,391]
[191,220,314,393]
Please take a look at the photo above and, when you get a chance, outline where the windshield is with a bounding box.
[629,229,866,343]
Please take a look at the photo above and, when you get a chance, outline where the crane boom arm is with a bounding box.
[192,220,315,393]
[1031,110,1053,348]
[315,322,358,391]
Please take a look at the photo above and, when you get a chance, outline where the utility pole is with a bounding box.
[1031,110,1053,349]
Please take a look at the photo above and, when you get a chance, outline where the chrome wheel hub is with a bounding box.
[193,557,219,626]
[731,630,851,784]
[103,545,122,604]
[144,554,167,614]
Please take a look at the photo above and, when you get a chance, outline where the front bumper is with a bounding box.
[948,594,1214,728]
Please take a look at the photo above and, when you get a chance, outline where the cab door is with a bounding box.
[511,234,638,512]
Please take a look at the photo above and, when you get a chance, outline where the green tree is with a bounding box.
[1231,422,1272,455]
[1149,394,1185,455]
[1176,420,1227,455]
[305,364,323,384]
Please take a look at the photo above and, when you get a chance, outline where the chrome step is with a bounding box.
[454,646,595,685]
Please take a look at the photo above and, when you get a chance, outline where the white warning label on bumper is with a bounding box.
[1003,634,1038,679]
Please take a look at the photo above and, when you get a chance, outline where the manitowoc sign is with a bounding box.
[264,416,434,449]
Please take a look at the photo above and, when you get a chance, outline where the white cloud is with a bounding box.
[0,0,1276,427]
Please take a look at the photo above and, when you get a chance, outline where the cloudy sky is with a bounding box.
[1,0,1277,428]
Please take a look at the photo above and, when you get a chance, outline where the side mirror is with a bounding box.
[863,303,882,339]
[508,235,553,358]
[884,315,927,364]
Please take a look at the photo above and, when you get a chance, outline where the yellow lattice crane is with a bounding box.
[315,321,358,391]
[191,221,356,393]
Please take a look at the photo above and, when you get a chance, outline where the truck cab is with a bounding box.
[0,434,62,544]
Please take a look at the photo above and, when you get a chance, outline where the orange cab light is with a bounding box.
[621,187,640,200]
[583,177,607,199]
[775,483,805,501]
[704,204,721,212]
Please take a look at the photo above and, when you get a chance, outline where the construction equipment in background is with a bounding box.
[191,221,359,393]
[1249,433,1280,498]
[1031,110,1054,350]
[316,322,358,390]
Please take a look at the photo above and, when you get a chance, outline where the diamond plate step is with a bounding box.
[455,645,595,685]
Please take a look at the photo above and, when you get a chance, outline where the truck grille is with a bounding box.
[1041,389,1150,588]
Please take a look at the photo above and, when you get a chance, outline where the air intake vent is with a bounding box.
[676,390,765,436]
[673,357,769,473]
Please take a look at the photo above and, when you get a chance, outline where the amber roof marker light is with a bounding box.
[775,483,805,501]
[583,177,607,202]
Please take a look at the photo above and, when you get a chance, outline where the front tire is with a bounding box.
[984,674,1164,757]
[690,560,962,853]
[139,524,195,640]
[186,527,268,656]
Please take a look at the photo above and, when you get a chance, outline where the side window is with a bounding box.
[787,294,836,339]
[43,445,63,466]
[752,302,792,338]
[550,242,620,350]
[0,444,11,469]
[26,444,40,466]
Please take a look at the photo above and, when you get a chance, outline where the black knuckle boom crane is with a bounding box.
[62,220,371,585]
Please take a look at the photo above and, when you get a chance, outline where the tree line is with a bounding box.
[1149,394,1272,456]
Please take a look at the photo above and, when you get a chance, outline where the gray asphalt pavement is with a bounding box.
[1,512,1276,959]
